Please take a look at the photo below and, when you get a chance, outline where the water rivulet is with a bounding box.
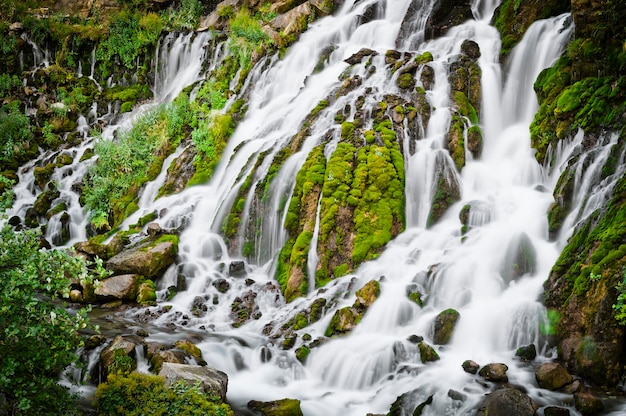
[6,0,626,414]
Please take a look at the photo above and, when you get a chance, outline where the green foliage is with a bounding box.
[0,225,92,414]
[228,7,272,73]
[97,11,163,71]
[0,102,33,169]
[84,98,191,229]
[96,372,234,416]
[162,0,204,30]
[0,73,21,98]
[0,174,15,211]
[613,268,626,325]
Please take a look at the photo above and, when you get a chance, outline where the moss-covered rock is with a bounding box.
[432,308,460,345]
[535,362,573,390]
[492,0,570,57]
[325,279,381,337]
[106,234,178,279]
[418,341,440,363]
[427,154,461,227]
[248,398,304,416]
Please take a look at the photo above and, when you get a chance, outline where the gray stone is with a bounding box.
[535,362,573,390]
[94,274,139,301]
[478,363,509,382]
[476,388,537,416]
[159,363,228,402]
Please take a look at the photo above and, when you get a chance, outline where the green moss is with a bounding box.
[415,51,433,64]
[453,91,479,125]
[295,345,311,363]
[397,72,415,90]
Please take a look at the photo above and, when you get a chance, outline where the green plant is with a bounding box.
[96,372,234,416]
[0,225,92,414]
[0,174,15,211]
[162,0,203,30]
[612,268,626,325]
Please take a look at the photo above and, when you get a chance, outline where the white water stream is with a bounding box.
[7,0,626,414]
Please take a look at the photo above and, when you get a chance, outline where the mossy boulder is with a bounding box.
[136,280,157,305]
[106,234,178,279]
[478,363,509,383]
[535,362,573,390]
[159,363,228,402]
[433,308,460,345]
[515,344,537,361]
[500,232,537,283]
[573,391,604,415]
[476,387,537,416]
[325,280,381,337]
[418,341,440,363]
[248,398,304,416]
[94,274,140,302]
[99,336,137,380]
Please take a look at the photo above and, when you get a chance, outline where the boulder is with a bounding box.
[159,363,228,402]
[544,406,571,416]
[99,336,137,379]
[462,359,480,374]
[427,153,461,226]
[535,362,573,390]
[106,235,178,279]
[476,387,537,416]
[573,391,604,415]
[344,48,378,65]
[515,344,537,361]
[229,260,246,277]
[425,0,473,40]
[501,232,537,283]
[478,363,509,382]
[94,274,139,301]
[433,308,460,345]
[248,398,304,416]
[354,280,380,309]
[418,342,440,363]
[270,3,312,37]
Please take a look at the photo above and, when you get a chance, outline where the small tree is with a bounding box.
[0,224,91,415]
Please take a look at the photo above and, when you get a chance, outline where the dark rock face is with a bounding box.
[425,0,474,41]
[515,344,537,361]
[476,388,537,416]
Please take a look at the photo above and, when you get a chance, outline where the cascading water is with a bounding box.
[8,0,626,414]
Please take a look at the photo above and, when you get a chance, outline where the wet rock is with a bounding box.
[344,48,378,65]
[212,278,231,293]
[231,290,260,328]
[427,153,461,227]
[535,362,573,390]
[106,235,178,279]
[33,189,60,215]
[136,280,157,305]
[248,398,303,416]
[295,345,310,363]
[573,391,604,415]
[158,145,197,196]
[270,3,313,38]
[461,39,481,60]
[476,387,537,416]
[159,362,228,402]
[462,359,480,374]
[325,280,380,337]
[544,406,571,416]
[94,274,139,301]
[448,389,467,401]
[418,341,440,363]
[432,308,460,345]
[407,334,424,344]
[174,339,205,364]
[425,0,473,40]
[229,260,246,277]
[478,363,509,382]
[99,336,137,379]
[24,208,39,228]
[515,344,537,361]
[501,232,537,283]
[8,216,20,227]
[85,335,105,350]
[413,395,433,416]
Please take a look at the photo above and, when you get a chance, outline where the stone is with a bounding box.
[478,363,509,382]
[248,398,304,416]
[159,363,228,402]
[448,389,467,401]
[9,22,23,32]
[535,362,573,390]
[344,48,378,65]
[270,3,312,38]
[462,359,480,374]
[515,344,537,361]
[354,280,380,309]
[94,274,139,301]
[99,336,137,378]
[106,236,178,279]
[229,260,246,277]
[544,406,571,416]
[476,387,537,416]
[418,342,440,363]
[501,232,537,283]
[573,391,604,415]
[432,308,460,345]
[136,281,157,305]
[213,278,231,293]
[461,39,481,60]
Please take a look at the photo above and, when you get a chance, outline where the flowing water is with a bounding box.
[8,0,626,414]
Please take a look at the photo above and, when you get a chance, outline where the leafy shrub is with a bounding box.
[0,225,91,415]
[161,0,204,30]
[96,372,234,416]
[0,101,33,169]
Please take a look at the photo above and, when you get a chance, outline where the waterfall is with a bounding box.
[9,0,625,414]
